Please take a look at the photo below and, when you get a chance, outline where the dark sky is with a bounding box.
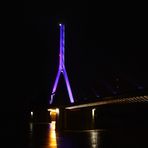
[21,1,148,107]
[1,1,147,143]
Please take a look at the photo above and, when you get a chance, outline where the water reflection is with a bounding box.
[48,121,57,148]
[29,122,33,140]
[29,122,33,133]
[28,122,34,148]
[90,130,100,148]
[28,122,146,148]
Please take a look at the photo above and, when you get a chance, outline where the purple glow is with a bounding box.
[52,70,61,93]
[50,24,74,104]
[63,68,74,103]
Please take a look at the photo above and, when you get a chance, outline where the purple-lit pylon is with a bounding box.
[49,23,74,104]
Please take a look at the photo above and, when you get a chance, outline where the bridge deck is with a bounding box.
[65,95,148,110]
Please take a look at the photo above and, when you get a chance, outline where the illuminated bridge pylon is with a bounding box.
[49,23,74,104]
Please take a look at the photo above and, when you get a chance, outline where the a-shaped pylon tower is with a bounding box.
[49,23,74,104]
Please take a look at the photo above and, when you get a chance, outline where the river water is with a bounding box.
[27,121,148,148]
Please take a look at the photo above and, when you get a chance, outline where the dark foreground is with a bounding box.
[2,103,147,147]
[26,122,148,148]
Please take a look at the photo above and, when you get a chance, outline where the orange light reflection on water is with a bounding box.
[48,121,57,148]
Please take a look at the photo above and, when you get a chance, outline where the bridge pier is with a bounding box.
[56,108,95,130]
[54,108,99,131]
[55,107,66,131]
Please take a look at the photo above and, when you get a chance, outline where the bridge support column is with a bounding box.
[56,107,66,131]
[55,108,97,130]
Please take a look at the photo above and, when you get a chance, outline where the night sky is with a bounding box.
[1,2,147,145]
[21,1,148,108]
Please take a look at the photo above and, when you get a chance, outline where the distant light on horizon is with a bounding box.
[96,94,100,98]
[137,85,144,90]
[31,111,33,116]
